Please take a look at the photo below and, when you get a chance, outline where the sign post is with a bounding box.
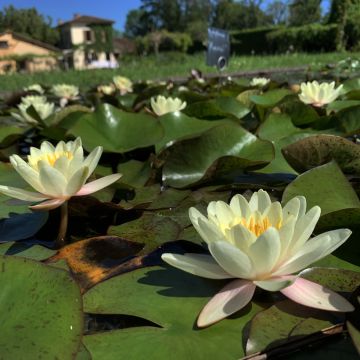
[206,27,230,71]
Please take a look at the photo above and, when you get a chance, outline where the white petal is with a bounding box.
[209,241,254,279]
[254,275,297,291]
[265,201,282,226]
[281,277,354,312]
[274,229,352,276]
[10,155,43,192]
[289,206,321,254]
[40,141,55,153]
[257,189,272,213]
[224,224,256,251]
[53,155,70,177]
[67,146,84,178]
[66,167,89,196]
[83,146,103,178]
[189,208,223,244]
[197,279,256,327]
[161,253,233,279]
[0,185,48,201]
[30,198,65,211]
[229,194,251,219]
[38,162,68,196]
[215,201,234,228]
[248,227,281,276]
[278,217,296,260]
[75,173,121,196]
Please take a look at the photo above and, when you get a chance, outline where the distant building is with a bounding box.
[0,31,59,74]
[58,14,118,69]
[113,37,137,58]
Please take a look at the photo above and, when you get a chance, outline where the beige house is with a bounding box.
[58,15,118,69]
[0,31,59,74]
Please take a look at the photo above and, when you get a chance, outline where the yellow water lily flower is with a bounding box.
[12,95,55,125]
[0,138,121,210]
[113,76,133,95]
[162,190,353,327]
[299,81,343,107]
[151,95,187,116]
[250,77,270,87]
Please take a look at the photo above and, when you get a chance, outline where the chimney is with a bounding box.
[73,13,81,19]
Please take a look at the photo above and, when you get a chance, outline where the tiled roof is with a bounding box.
[0,31,60,52]
[58,15,114,27]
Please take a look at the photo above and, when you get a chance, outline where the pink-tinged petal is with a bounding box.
[254,275,297,292]
[161,253,234,279]
[197,279,256,327]
[281,277,354,312]
[75,174,122,196]
[0,185,47,201]
[30,198,66,211]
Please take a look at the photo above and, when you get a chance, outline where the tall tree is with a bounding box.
[266,0,289,25]
[124,9,151,38]
[0,5,59,45]
[213,0,271,30]
[288,0,321,26]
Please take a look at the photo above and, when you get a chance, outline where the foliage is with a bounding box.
[231,26,281,54]
[0,60,360,358]
[0,5,59,45]
[87,24,114,53]
[288,0,322,26]
[267,23,338,53]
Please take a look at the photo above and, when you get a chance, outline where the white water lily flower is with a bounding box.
[0,138,121,211]
[52,84,80,107]
[299,81,343,107]
[250,77,270,87]
[24,84,44,94]
[97,84,116,95]
[113,76,133,95]
[12,95,55,125]
[162,189,354,327]
[151,95,187,116]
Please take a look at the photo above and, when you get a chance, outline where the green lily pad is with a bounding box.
[336,105,360,135]
[162,123,274,188]
[0,242,56,260]
[327,100,360,113]
[83,266,264,360]
[69,104,164,153]
[282,162,360,216]
[250,89,293,108]
[0,162,31,218]
[281,99,320,125]
[0,125,25,147]
[282,135,360,175]
[156,112,230,152]
[246,300,336,355]
[0,211,48,242]
[0,255,83,359]
[257,113,316,174]
[347,321,360,355]
[118,160,152,188]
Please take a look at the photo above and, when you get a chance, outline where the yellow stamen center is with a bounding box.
[230,216,282,237]
[29,151,73,169]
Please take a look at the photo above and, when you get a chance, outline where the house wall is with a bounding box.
[0,33,58,73]
[71,25,92,45]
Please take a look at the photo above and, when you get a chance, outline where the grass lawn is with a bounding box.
[0,51,358,92]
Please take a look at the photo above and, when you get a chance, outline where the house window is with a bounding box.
[84,30,92,42]
[0,41,9,48]
[106,52,111,61]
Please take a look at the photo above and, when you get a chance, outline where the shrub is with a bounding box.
[267,24,338,53]
[231,27,281,55]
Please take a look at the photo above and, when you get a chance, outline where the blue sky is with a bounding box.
[0,0,332,31]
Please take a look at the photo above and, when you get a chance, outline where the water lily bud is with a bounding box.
[250,77,270,87]
[24,84,44,94]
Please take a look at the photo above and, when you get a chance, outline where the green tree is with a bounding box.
[124,9,151,38]
[266,0,289,25]
[288,0,321,26]
[213,0,271,30]
[0,5,59,45]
